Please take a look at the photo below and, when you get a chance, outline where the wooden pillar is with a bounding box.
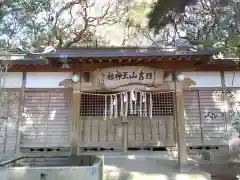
[16,72,26,155]
[71,93,81,155]
[176,89,188,166]
[220,71,229,147]
[174,73,188,169]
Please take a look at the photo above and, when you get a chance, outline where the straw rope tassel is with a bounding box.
[104,95,107,120]
[120,93,124,117]
[110,95,113,119]
[114,94,118,119]
[143,93,147,117]
[142,93,147,117]
[124,92,128,117]
[133,91,137,115]
[149,93,152,119]
[139,92,143,117]
[130,90,133,114]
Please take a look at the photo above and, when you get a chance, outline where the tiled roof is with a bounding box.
[0,47,218,64]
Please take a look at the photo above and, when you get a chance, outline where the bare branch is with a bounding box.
[60,0,127,48]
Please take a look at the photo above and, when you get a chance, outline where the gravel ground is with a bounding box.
[0,152,239,180]
[200,164,240,180]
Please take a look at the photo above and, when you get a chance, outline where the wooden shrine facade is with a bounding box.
[0,47,239,167]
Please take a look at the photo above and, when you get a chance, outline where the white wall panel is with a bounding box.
[183,72,221,87]
[26,72,72,88]
[224,71,240,87]
[2,72,22,88]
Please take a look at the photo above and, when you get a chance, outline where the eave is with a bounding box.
[2,47,235,72]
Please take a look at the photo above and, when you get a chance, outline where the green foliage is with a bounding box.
[228,35,240,57]
[0,0,52,51]
[147,0,198,33]
[147,0,233,32]
[146,0,240,57]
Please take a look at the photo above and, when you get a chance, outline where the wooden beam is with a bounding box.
[8,61,197,72]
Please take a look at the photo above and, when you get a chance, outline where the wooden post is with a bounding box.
[71,93,81,155]
[173,73,188,170]
[122,114,128,152]
[122,122,128,153]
